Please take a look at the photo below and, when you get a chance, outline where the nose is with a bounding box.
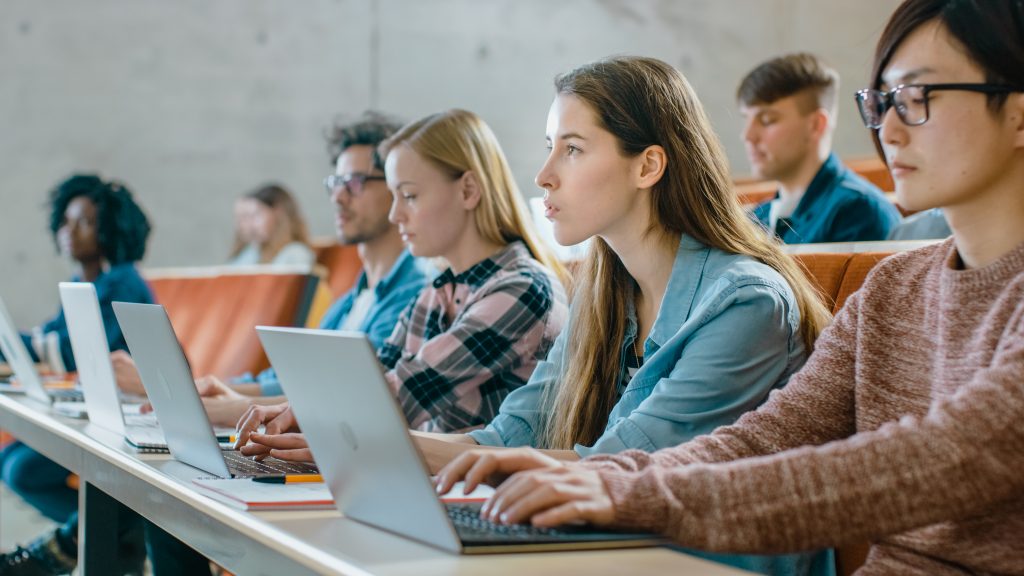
[878,104,907,150]
[534,154,558,192]
[741,118,758,144]
[388,196,403,225]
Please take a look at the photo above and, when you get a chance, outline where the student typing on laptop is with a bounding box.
[238,60,836,575]
[0,174,154,576]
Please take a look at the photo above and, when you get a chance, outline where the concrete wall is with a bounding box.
[0,0,901,327]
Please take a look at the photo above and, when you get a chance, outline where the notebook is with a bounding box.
[113,302,317,478]
[257,326,663,554]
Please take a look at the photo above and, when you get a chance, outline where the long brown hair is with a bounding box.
[540,56,832,450]
[379,109,568,288]
[229,183,311,260]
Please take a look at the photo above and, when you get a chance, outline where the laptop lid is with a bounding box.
[256,326,462,553]
[59,283,127,435]
[0,294,50,404]
[112,302,232,478]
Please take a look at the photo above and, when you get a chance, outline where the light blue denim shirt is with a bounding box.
[469,235,834,576]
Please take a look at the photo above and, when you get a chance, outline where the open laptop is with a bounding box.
[256,326,663,554]
[113,302,317,478]
[59,282,237,451]
[0,294,83,405]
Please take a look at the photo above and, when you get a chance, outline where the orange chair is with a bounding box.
[792,253,854,312]
[312,240,363,299]
[145,268,319,379]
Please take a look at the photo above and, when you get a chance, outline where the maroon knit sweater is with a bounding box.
[583,238,1024,575]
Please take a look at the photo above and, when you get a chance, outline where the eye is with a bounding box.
[566,144,581,157]
[401,193,417,203]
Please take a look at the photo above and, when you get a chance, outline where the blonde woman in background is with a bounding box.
[227,183,314,266]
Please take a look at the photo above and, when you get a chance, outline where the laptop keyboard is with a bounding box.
[222,450,318,477]
[47,388,84,402]
[447,503,574,542]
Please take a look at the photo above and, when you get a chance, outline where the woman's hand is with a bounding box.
[482,465,616,528]
[434,447,563,496]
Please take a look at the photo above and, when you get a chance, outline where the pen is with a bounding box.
[252,474,323,484]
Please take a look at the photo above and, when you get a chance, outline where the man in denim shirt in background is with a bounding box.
[740,53,900,243]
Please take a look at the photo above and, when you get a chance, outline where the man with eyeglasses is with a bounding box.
[739,53,901,244]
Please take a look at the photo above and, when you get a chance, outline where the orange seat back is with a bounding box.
[146,269,318,378]
[792,253,854,311]
[313,241,363,299]
[833,252,892,314]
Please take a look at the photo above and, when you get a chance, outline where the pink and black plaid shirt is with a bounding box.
[378,241,567,432]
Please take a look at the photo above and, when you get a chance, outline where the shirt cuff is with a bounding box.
[597,469,671,535]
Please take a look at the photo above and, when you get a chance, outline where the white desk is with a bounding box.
[0,394,749,575]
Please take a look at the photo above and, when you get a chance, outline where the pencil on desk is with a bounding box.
[252,474,323,484]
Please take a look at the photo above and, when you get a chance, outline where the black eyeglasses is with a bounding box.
[855,83,1023,129]
[323,173,387,198]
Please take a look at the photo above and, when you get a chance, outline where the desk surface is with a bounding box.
[0,394,749,575]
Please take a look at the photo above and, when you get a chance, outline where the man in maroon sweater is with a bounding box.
[436,1,1024,573]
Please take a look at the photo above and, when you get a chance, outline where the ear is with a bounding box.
[809,108,831,140]
[459,171,483,210]
[635,145,667,190]
[1010,93,1024,149]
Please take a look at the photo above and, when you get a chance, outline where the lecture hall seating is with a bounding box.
[144,265,320,379]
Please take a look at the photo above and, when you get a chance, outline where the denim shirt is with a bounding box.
[250,250,432,396]
[469,235,835,576]
[470,234,807,454]
[753,153,901,244]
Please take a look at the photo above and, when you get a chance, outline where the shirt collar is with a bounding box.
[431,241,530,289]
[645,234,710,349]
[790,153,843,220]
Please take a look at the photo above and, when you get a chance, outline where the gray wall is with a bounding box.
[0,0,900,327]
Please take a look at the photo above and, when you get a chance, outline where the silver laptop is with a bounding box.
[60,282,216,451]
[113,302,317,478]
[0,294,83,405]
[257,326,662,554]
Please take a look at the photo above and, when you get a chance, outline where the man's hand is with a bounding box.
[234,402,298,458]
[111,351,144,396]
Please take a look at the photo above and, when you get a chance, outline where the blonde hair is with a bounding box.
[379,109,568,288]
[541,57,833,450]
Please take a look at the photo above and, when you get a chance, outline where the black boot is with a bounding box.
[0,530,76,576]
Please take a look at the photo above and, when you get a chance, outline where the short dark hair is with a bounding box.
[325,111,404,172]
[47,174,151,264]
[737,52,839,114]
[869,0,1024,156]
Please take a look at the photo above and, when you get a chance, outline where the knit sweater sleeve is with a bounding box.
[581,285,861,473]
[594,303,1024,554]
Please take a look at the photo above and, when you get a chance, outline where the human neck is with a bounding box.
[602,226,677,340]
[358,228,406,288]
[260,228,292,263]
[777,148,830,199]
[75,258,104,282]
[946,163,1024,269]
[442,225,505,276]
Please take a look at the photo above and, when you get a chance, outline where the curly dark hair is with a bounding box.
[47,174,152,264]
[325,111,405,171]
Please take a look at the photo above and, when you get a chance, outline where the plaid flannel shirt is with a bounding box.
[378,241,567,432]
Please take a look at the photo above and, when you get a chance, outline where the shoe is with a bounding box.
[0,532,75,576]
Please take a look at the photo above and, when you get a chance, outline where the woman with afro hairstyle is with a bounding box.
[0,174,154,576]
